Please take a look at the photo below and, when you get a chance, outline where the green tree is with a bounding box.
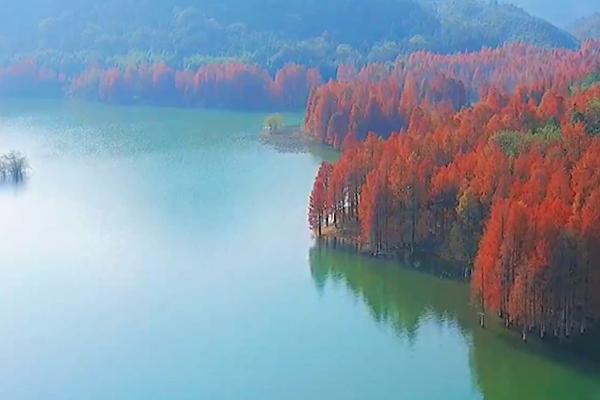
[264,114,285,133]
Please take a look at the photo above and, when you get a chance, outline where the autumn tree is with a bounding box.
[309,163,333,236]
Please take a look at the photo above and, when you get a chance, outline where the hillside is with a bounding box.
[0,0,578,73]
[508,0,599,27]
[431,0,578,51]
[569,13,600,40]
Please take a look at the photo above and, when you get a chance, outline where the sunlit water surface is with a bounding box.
[0,99,598,400]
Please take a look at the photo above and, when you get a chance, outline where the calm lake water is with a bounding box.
[0,99,598,400]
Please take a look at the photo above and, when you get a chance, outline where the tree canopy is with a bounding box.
[0,0,579,73]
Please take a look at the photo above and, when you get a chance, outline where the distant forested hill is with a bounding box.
[507,0,599,27]
[569,13,600,40]
[0,0,579,72]
[429,0,577,51]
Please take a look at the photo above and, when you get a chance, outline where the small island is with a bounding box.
[260,114,316,153]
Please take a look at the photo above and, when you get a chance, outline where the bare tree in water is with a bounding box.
[0,151,29,183]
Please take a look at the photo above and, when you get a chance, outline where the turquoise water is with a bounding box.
[0,99,598,400]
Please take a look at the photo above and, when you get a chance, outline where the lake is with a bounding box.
[0,99,598,400]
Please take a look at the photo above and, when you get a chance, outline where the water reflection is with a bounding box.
[309,245,600,400]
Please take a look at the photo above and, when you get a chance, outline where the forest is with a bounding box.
[305,43,600,148]
[0,0,580,72]
[308,40,600,340]
[0,0,590,110]
[0,60,323,109]
[1,0,598,111]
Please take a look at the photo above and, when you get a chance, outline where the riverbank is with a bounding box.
[314,235,600,350]
[317,225,470,281]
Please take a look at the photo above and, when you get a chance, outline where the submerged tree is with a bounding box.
[0,151,30,183]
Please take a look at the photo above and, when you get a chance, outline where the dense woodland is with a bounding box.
[1,0,598,111]
[0,60,323,109]
[0,0,590,110]
[70,63,323,109]
[3,41,598,111]
[308,40,600,339]
[0,0,580,73]
[305,42,600,148]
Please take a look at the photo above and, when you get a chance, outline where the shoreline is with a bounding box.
[316,226,471,281]
[260,125,331,154]
[315,231,600,349]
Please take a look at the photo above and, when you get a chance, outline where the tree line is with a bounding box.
[0,60,322,110]
[308,42,600,339]
[305,41,600,148]
[2,41,599,114]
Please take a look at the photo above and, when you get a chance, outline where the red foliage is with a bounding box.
[308,66,600,337]
[70,62,322,110]
[0,59,65,96]
[306,42,600,148]
[309,162,334,236]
